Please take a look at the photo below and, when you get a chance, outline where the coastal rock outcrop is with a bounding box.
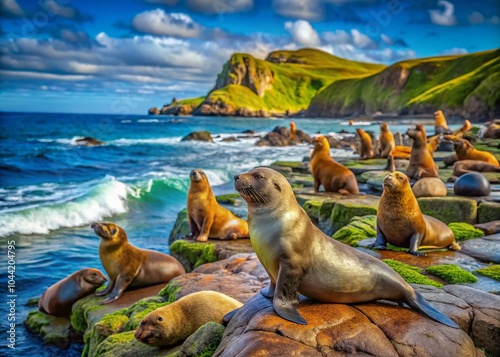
[181,131,213,142]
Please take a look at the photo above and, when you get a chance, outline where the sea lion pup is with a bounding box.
[356,128,375,159]
[378,123,395,158]
[453,139,499,166]
[233,167,458,328]
[92,223,185,304]
[373,171,460,257]
[452,160,500,178]
[434,110,452,135]
[289,121,296,140]
[135,291,242,347]
[187,169,249,242]
[406,124,439,179]
[310,136,359,195]
[38,268,107,316]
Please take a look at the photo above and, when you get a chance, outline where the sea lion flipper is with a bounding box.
[101,274,134,304]
[407,291,459,329]
[408,233,425,256]
[372,225,388,250]
[260,281,276,298]
[273,263,307,325]
[95,280,114,296]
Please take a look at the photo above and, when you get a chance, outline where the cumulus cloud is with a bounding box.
[273,0,323,21]
[350,29,376,48]
[0,0,25,18]
[146,0,253,14]
[132,10,201,38]
[429,0,457,26]
[323,30,350,44]
[285,20,321,46]
[439,47,467,55]
[381,33,393,45]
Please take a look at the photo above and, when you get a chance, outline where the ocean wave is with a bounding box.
[36,136,90,145]
[137,119,160,123]
[111,137,182,146]
[0,176,129,237]
[340,121,374,126]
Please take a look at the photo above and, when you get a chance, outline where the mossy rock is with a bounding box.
[92,330,178,357]
[24,311,72,349]
[448,222,484,241]
[330,199,378,233]
[382,259,443,288]
[478,202,500,223]
[181,131,213,142]
[169,239,217,272]
[124,297,170,331]
[215,193,241,205]
[476,265,500,281]
[26,297,39,306]
[176,322,225,357]
[158,281,183,302]
[418,197,477,224]
[270,161,302,168]
[437,168,455,183]
[482,172,500,183]
[331,215,376,246]
[359,170,390,184]
[70,294,109,335]
[302,200,323,222]
[426,264,478,284]
[84,309,129,357]
[169,208,190,245]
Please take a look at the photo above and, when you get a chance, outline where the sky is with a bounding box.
[0,0,499,114]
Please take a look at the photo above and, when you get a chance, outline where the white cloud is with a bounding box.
[131,9,201,38]
[429,0,457,26]
[186,0,253,14]
[489,16,499,25]
[381,33,393,45]
[350,29,375,48]
[439,47,467,55]
[285,20,321,47]
[0,0,25,17]
[322,30,350,45]
[273,0,322,21]
[468,12,484,24]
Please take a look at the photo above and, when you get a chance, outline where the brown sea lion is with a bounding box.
[38,268,107,316]
[452,120,472,137]
[426,134,441,152]
[406,124,439,179]
[92,222,185,304]
[356,128,375,159]
[452,160,500,178]
[378,123,395,158]
[373,171,460,256]
[392,145,412,160]
[135,291,242,347]
[187,169,249,242]
[289,121,296,140]
[480,123,500,139]
[310,136,359,195]
[434,110,452,135]
[385,155,395,172]
[453,139,499,166]
[233,167,458,328]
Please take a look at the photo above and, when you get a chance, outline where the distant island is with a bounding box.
[148,48,500,121]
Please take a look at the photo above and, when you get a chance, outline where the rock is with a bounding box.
[75,137,104,146]
[329,197,379,233]
[475,220,500,235]
[454,173,491,197]
[181,131,214,142]
[169,208,190,245]
[220,137,239,142]
[24,311,73,349]
[159,254,269,303]
[302,200,323,224]
[331,215,376,246]
[148,107,160,115]
[169,239,254,272]
[477,202,500,223]
[214,293,480,357]
[417,197,478,224]
[177,322,225,357]
[412,177,447,198]
[460,234,500,263]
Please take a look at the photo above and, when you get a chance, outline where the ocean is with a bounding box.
[0,112,453,356]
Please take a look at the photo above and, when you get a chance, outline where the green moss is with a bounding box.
[271,161,302,168]
[124,298,170,330]
[331,215,377,246]
[26,297,39,306]
[448,222,484,241]
[84,309,129,357]
[168,208,190,245]
[330,200,378,233]
[169,239,217,271]
[178,322,225,357]
[303,200,323,221]
[319,200,336,221]
[70,294,108,335]
[418,197,477,224]
[159,281,182,303]
[383,259,443,288]
[478,202,500,223]
[426,264,478,284]
[92,331,136,356]
[476,265,500,281]
[24,311,71,349]
[215,193,241,204]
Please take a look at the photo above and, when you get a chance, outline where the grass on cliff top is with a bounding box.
[383,259,443,288]
[309,49,500,115]
[175,96,205,107]
[426,264,478,284]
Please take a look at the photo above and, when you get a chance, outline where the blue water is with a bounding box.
[0,112,455,356]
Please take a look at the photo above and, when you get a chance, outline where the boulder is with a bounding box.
[460,234,500,263]
[176,322,225,357]
[477,202,500,223]
[475,220,500,235]
[24,312,73,349]
[329,197,379,233]
[454,173,491,197]
[412,177,447,198]
[181,131,214,142]
[148,107,160,115]
[169,208,190,245]
[417,197,477,224]
[331,215,376,246]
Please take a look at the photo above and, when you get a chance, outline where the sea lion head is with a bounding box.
[453,139,471,154]
[91,222,127,244]
[189,169,207,183]
[234,167,290,209]
[356,128,364,136]
[407,124,426,142]
[312,135,330,151]
[81,268,107,287]
[381,123,389,132]
[382,171,410,193]
[135,309,174,347]
[434,110,448,128]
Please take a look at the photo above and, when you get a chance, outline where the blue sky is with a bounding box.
[1,0,499,114]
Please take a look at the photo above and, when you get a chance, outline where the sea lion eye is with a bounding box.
[157,316,163,322]
[111,228,117,235]
[398,176,405,181]
[254,174,263,179]
[274,183,281,192]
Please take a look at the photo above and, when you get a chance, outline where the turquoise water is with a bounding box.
[0,112,452,355]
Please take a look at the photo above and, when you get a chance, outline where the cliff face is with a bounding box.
[306,49,500,121]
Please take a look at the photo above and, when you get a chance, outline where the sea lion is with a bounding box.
[378,123,395,158]
[233,167,458,328]
[452,160,500,178]
[310,136,359,195]
[92,222,185,304]
[187,169,249,242]
[38,268,107,316]
[453,139,499,166]
[434,110,452,135]
[452,120,472,137]
[289,121,296,141]
[135,291,242,346]
[479,123,500,139]
[356,128,375,159]
[373,171,460,256]
[426,134,441,152]
[406,124,439,179]
[392,145,412,160]
[385,155,395,172]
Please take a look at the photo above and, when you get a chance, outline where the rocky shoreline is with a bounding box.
[24,137,500,357]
